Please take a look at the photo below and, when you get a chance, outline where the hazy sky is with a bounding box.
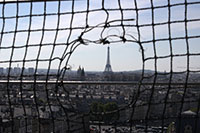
[0,0,199,72]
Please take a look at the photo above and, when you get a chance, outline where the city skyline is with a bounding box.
[0,0,199,72]
[0,1,199,132]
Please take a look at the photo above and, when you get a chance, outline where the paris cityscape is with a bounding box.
[0,46,199,133]
[0,0,199,133]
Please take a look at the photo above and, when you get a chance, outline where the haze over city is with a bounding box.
[0,0,199,133]
[0,0,199,72]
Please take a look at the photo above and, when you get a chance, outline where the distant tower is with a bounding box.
[104,46,112,73]
[77,66,82,75]
[77,66,85,80]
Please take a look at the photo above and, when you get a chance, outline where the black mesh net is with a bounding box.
[0,0,200,132]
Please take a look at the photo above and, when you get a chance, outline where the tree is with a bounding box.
[90,102,119,123]
[104,102,119,122]
[90,102,104,121]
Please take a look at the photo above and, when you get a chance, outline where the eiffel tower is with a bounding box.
[104,46,113,73]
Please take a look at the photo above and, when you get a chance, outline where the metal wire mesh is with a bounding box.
[0,0,200,132]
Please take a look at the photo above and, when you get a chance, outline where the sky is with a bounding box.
[0,0,199,72]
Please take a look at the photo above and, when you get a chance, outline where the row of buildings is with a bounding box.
[0,67,34,76]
